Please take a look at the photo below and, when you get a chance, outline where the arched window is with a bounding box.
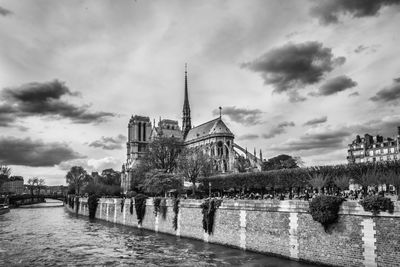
[217,141,223,156]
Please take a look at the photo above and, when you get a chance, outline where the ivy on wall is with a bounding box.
[87,195,99,219]
[120,198,125,213]
[153,197,161,216]
[135,194,147,225]
[200,198,223,234]
[172,198,180,231]
[160,198,167,220]
[129,198,133,215]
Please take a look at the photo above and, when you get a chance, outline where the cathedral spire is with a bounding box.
[182,63,192,138]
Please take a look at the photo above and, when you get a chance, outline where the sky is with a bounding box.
[1,0,400,185]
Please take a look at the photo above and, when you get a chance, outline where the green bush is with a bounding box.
[87,194,98,219]
[359,195,394,215]
[134,194,147,225]
[200,198,223,234]
[172,198,179,231]
[309,195,344,231]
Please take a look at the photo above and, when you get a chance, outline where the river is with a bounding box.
[0,199,316,266]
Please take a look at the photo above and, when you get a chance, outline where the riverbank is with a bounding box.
[66,197,400,267]
[7,195,46,208]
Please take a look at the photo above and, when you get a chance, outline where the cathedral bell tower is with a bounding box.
[182,64,192,139]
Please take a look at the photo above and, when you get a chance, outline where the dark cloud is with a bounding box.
[0,6,12,16]
[213,106,264,125]
[370,78,400,104]
[0,80,115,126]
[271,129,351,152]
[262,121,295,139]
[303,116,328,126]
[242,42,345,102]
[88,134,126,150]
[311,75,357,96]
[237,134,259,141]
[310,0,400,24]
[349,92,360,97]
[0,136,84,167]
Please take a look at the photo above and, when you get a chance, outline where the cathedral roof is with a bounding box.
[184,118,234,143]
[151,126,183,140]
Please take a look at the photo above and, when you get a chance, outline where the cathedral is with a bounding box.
[120,66,262,193]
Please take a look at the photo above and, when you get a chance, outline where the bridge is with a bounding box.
[233,143,262,171]
[41,195,66,201]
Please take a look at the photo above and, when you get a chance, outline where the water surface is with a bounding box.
[0,200,316,266]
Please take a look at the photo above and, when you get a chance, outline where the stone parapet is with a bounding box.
[66,197,400,267]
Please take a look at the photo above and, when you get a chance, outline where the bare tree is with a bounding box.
[141,136,183,173]
[37,179,45,195]
[27,178,38,195]
[0,165,11,188]
[66,166,90,195]
[177,148,214,196]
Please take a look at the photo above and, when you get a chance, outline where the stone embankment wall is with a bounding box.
[66,198,400,267]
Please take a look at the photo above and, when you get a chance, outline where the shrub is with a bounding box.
[153,197,162,216]
[200,198,223,234]
[135,194,147,225]
[309,195,344,231]
[87,194,99,219]
[172,198,180,231]
[359,195,394,215]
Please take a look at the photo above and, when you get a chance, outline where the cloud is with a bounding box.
[370,78,400,104]
[354,44,380,54]
[349,92,360,97]
[310,0,400,24]
[0,136,84,167]
[0,80,115,126]
[262,121,295,139]
[0,6,12,16]
[303,116,328,126]
[270,128,351,152]
[242,42,345,101]
[88,134,126,150]
[237,134,259,140]
[213,106,264,125]
[58,157,121,172]
[311,75,357,96]
[349,114,400,138]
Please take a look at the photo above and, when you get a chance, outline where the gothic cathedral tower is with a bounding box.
[182,64,192,139]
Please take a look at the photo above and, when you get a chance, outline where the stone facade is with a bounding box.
[68,198,400,267]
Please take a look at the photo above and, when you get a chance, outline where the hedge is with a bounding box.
[200,161,400,191]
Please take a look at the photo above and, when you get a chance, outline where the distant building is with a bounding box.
[120,67,262,193]
[0,176,24,195]
[40,185,68,196]
[347,127,400,163]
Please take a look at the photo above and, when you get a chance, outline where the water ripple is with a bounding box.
[0,202,317,266]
